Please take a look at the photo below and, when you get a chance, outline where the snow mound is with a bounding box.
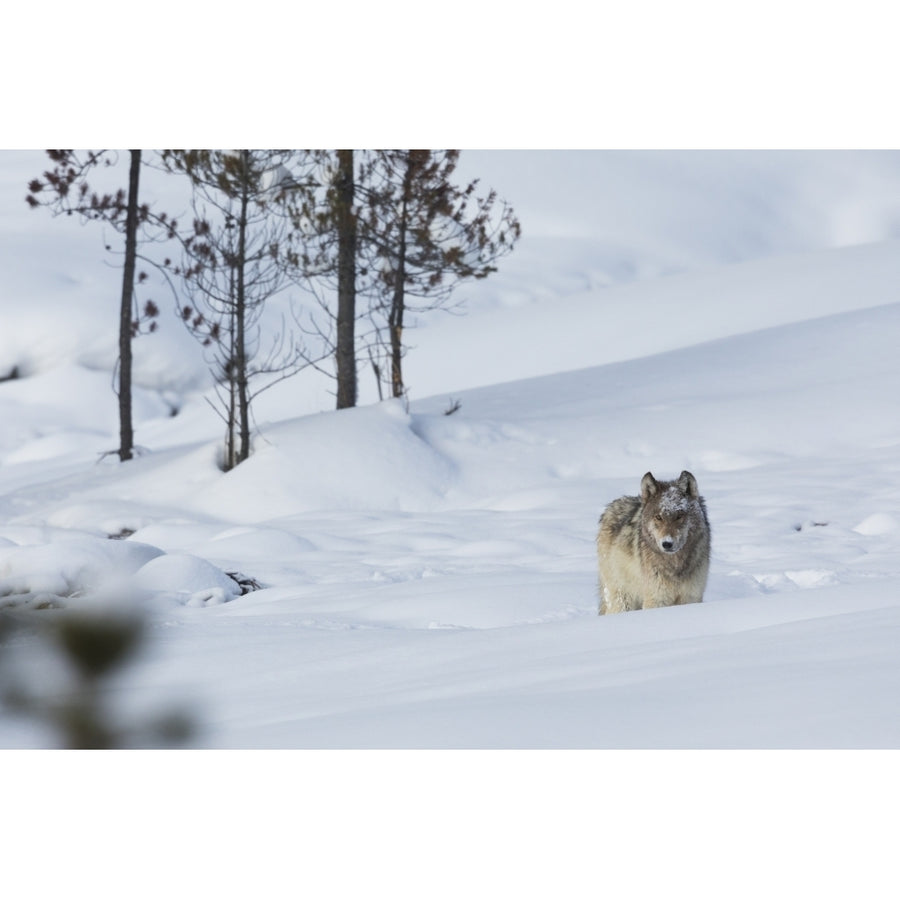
[195,400,456,521]
[134,553,242,607]
[853,513,898,536]
[0,537,163,608]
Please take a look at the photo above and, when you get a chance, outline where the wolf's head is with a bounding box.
[640,470,701,554]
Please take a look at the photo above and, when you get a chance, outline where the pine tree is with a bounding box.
[360,150,520,401]
[164,150,314,469]
[26,150,176,460]
[282,150,382,409]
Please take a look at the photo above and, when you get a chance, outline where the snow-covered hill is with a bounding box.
[4,145,900,898]
[2,154,900,747]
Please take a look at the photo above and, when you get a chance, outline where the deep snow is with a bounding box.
[2,150,900,752]
[4,146,900,897]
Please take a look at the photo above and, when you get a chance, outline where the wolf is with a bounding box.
[597,471,710,614]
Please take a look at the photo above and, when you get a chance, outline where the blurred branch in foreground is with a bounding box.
[0,607,195,749]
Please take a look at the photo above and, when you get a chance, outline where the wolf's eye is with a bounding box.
[655,514,663,522]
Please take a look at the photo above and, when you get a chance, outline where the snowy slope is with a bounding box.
[2,150,900,754]
[1,214,900,749]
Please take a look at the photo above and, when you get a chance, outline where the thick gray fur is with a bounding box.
[597,470,710,614]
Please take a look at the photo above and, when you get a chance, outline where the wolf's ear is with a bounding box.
[640,472,658,502]
[678,470,699,499]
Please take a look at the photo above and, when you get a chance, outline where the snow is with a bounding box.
[3,148,900,750]
[133,553,241,607]
[2,148,899,890]
[654,485,694,515]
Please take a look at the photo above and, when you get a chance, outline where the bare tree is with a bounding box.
[26,150,177,460]
[164,150,315,470]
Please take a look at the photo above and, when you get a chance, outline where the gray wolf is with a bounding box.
[597,471,710,614]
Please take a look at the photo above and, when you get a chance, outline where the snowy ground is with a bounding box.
[4,146,900,899]
[2,150,900,753]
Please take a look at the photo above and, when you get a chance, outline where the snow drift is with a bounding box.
[1,150,900,751]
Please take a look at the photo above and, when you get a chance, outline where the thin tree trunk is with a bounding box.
[236,150,251,464]
[118,149,141,461]
[388,237,406,400]
[388,153,414,400]
[335,149,357,409]
[225,266,237,471]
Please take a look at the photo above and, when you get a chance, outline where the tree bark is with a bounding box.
[335,149,357,409]
[236,150,251,464]
[117,150,141,461]
[388,153,415,400]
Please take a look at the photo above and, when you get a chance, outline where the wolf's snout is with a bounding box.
[661,539,675,552]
